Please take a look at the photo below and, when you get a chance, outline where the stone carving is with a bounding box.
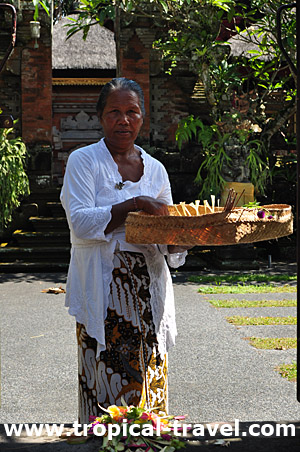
[61,110,100,131]
[52,126,62,150]
[58,111,103,141]
[221,136,250,182]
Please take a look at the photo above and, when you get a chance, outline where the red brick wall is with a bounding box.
[21,44,52,144]
[116,15,198,148]
[0,8,52,145]
[118,33,150,139]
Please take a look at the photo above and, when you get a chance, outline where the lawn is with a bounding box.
[198,285,296,294]
[245,337,297,349]
[226,316,297,325]
[189,273,296,284]
[207,299,297,308]
[276,361,297,381]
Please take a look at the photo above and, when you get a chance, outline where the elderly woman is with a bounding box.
[61,77,188,424]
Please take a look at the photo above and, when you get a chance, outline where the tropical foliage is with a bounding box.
[0,114,30,229]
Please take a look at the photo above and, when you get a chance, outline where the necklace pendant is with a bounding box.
[115,182,125,190]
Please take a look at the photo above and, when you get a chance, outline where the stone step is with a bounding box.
[26,188,62,216]
[46,202,65,217]
[0,261,69,273]
[0,246,70,263]
[12,230,70,247]
[29,216,68,232]
[27,187,61,203]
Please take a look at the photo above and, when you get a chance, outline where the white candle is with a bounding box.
[211,195,215,212]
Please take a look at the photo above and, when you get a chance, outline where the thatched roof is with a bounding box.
[52,16,116,70]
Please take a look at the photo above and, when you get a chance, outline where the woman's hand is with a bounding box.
[104,196,168,234]
[136,196,169,216]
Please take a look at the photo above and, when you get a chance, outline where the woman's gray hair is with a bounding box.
[96,77,146,117]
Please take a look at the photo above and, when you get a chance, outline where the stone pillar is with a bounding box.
[21,10,52,145]
[21,46,52,144]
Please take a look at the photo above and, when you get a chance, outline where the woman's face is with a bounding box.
[99,89,144,152]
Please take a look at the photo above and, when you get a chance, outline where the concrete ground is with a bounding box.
[0,261,299,450]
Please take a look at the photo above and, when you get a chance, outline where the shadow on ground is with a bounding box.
[0,272,67,284]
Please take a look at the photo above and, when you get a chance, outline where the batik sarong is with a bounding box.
[76,251,168,424]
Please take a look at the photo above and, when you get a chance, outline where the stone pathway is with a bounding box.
[0,266,299,451]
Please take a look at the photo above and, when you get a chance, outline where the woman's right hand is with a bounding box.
[105,196,168,234]
[136,196,169,216]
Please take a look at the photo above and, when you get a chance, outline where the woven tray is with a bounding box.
[125,204,293,246]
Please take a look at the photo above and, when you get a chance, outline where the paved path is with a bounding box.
[0,264,299,450]
[169,283,298,422]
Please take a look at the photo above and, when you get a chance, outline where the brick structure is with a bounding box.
[0,4,218,201]
[21,45,52,144]
[0,4,52,144]
[0,3,52,187]
[115,12,204,201]
[0,4,206,200]
[115,13,200,149]
[1,5,116,187]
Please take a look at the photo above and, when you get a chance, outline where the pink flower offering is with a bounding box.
[86,402,186,452]
[161,434,172,441]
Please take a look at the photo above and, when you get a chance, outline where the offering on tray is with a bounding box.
[125,198,293,246]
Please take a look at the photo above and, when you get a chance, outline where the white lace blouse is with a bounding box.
[60,138,187,358]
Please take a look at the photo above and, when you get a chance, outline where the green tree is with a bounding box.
[0,115,30,230]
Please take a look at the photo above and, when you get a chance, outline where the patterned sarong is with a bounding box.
[76,251,168,424]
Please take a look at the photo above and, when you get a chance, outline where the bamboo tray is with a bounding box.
[125,204,293,246]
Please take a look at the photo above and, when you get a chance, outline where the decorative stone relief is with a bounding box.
[135,28,156,49]
[118,28,135,49]
[61,110,100,130]
[222,137,251,182]
[52,126,62,150]
[60,110,103,141]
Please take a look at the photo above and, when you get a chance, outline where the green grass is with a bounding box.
[189,273,296,284]
[197,284,296,294]
[276,361,297,381]
[226,316,297,325]
[207,299,297,308]
[245,337,297,349]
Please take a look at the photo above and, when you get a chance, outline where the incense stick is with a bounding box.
[223,188,237,211]
[233,189,245,209]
